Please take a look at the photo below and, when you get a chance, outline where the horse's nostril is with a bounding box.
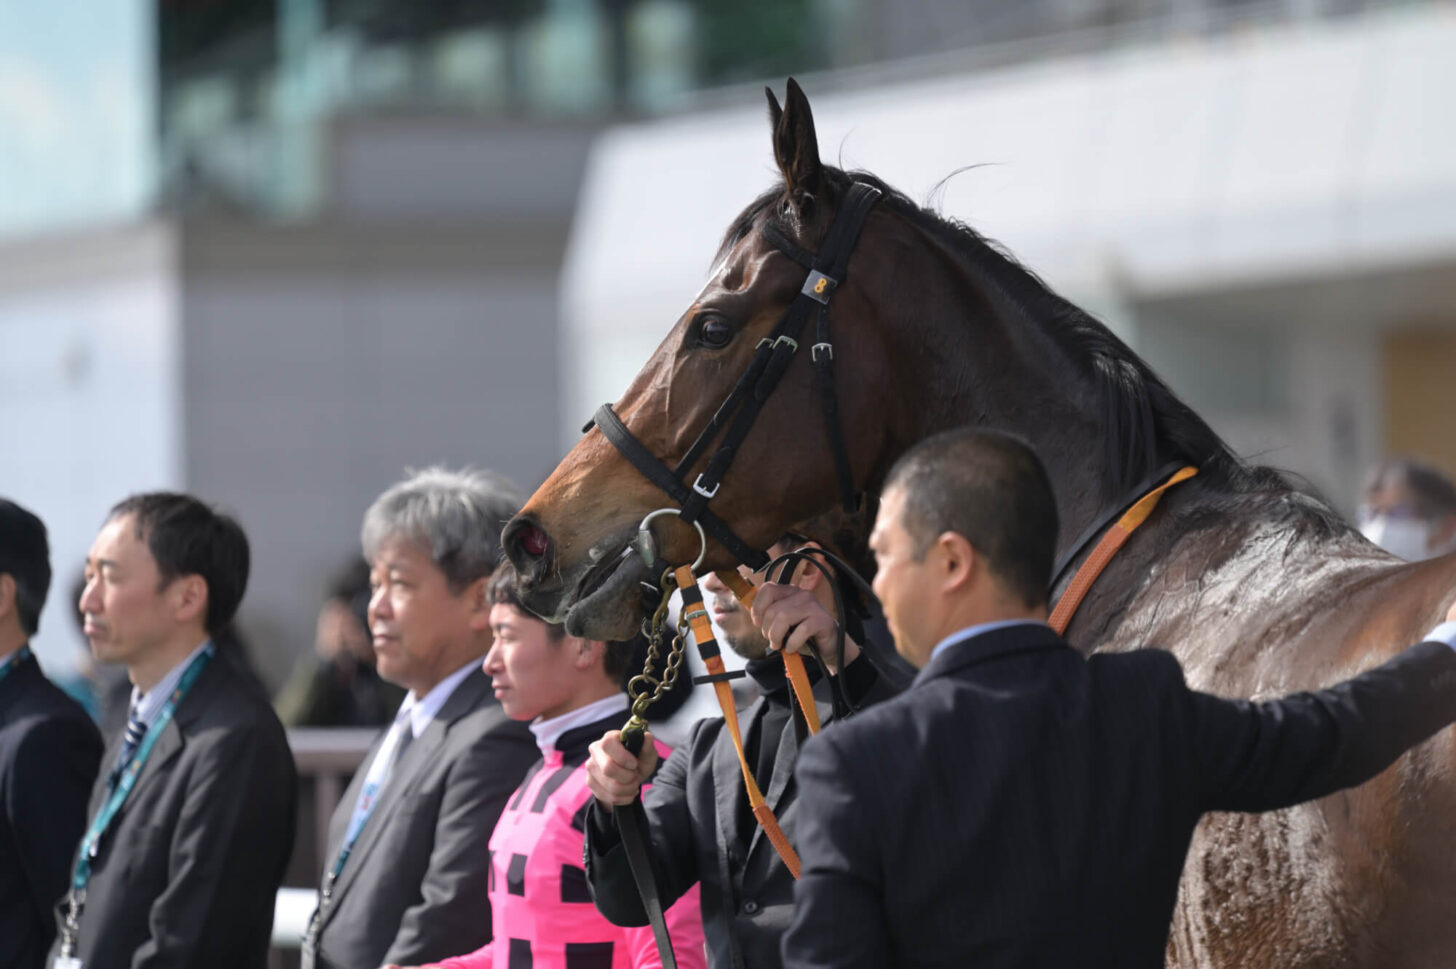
[519,522,549,559]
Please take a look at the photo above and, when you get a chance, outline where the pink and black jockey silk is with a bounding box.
[432,714,704,969]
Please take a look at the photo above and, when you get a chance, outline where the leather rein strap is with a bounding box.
[589,182,883,571]
[678,566,806,878]
[614,726,678,969]
[1049,465,1198,635]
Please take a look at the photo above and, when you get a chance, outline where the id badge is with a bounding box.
[55,958,84,969]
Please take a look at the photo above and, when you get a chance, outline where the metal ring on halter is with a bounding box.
[636,508,708,573]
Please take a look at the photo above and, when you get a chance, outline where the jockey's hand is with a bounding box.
[751,581,860,674]
[586,729,658,808]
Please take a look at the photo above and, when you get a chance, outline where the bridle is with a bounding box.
[585,182,881,969]
[588,182,883,570]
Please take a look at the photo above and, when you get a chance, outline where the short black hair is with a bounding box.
[0,499,51,636]
[107,493,250,636]
[883,429,1058,608]
[486,563,631,678]
[327,556,373,632]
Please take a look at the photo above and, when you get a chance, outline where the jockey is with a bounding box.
[583,532,903,968]
[387,565,704,969]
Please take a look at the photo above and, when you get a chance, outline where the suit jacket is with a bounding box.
[304,666,538,969]
[1,652,102,969]
[782,623,1456,969]
[585,655,899,969]
[47,646,297,969]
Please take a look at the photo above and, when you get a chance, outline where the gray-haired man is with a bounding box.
[302,468,539,969]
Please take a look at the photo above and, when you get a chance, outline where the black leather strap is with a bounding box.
[615,725,676,969]
[594,403,769,570]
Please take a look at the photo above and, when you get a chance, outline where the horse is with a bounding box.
[502,79,1456,967]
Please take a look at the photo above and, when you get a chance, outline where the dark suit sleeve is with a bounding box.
[1191,640,1456,813]
[132,721,295,969]
[584,722,702,927]
[9,715,101,925]
[838,652,899,709]
[782,725,891,969]
[381,721,537,965]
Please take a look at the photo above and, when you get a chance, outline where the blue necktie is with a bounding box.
[109,703,147,790]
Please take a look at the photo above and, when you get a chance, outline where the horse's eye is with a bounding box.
[699,316,733,349]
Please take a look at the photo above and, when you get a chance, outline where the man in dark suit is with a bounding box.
[781,429,1456,969]
[53,492,297,969]
[301,468,538,969]
[0,500,102,969]
[584,534,904,968]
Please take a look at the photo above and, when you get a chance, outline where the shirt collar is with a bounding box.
[928,620,1048,666]
[398,659,479,739]
[529,693,629,758]
[0,644,25,676]
[131,639,212,729]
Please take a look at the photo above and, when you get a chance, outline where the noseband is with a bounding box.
[588,182,883,569]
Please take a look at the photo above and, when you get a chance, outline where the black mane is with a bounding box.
[718,166,1346,538]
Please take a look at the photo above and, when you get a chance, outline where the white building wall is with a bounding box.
[0,223,182,671]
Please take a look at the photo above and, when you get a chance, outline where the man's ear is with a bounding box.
[0,574,15,626]
[173,574,209,627]
[467,575,493,631]
[792,541,828,592]
[573,638,606,671]
[935,532,977,594]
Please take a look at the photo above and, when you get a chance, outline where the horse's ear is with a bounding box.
[765,86,783,131]
[771,77,823,205]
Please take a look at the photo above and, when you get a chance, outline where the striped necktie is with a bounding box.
[109,702,147,790]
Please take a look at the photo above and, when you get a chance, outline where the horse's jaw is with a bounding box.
[563,549,653,640]
[514,532,654,641]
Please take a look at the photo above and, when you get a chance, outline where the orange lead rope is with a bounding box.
[712,569,822,735]
[1049,466,1198,635]
[676,565,803,878]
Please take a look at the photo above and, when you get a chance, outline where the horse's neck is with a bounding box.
[885,227,1126,549]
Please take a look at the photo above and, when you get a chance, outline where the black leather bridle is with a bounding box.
[588,182,883,570]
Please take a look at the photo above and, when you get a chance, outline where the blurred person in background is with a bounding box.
[301,468,538,969]
[56,493,296,969]
[1359,458,1456,561]
[0,499,102,969]
[584,532,902,969]
[276,556,406,727]
[384,565,705,969]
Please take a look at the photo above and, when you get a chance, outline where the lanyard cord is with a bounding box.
[0,644,32,686]
[61,644,215,957]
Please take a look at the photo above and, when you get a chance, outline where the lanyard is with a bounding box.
[328,717,410,885]
[303,717,411,953]
[60,644,214,958]
[0,644,31,686]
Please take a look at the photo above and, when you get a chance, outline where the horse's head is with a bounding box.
[504,80,901,639]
